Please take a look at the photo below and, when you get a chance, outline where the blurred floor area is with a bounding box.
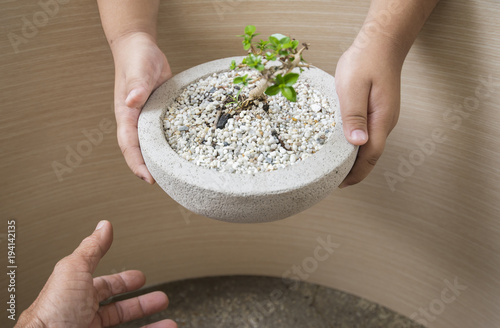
[115,275,423,328]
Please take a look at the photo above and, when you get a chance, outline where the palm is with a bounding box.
[35,263,99,327]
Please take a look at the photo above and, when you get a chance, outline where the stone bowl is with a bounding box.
[138,57,357,223]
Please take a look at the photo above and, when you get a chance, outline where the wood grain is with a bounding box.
[1,1,499,327]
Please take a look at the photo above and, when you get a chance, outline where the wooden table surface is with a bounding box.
[1,1,499,327]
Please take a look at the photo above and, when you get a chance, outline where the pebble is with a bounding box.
[162,69,336,174]
[311,104,321,112]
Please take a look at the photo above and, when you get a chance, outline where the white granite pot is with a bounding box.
[138,57,357,223]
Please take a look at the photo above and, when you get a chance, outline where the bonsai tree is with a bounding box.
[216,25,310,128]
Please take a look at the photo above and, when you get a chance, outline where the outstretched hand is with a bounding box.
[112,33,172,184]
[16,221,177,328]
[335,44,402,188]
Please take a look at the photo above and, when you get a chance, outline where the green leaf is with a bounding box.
[244,54,263,68]
[274,74,285,85]
[283,73,299,86]
[271,33,287,42]
[265,85,280,96]
[257,40,269,50]
[245,25,256,35]
[243,42,251,50]
[279,49,289,56]
[279,37,291,45]
[269,36,280,47]
[230,60,236,70]
[234,74,249,85]
[265,52,277,61]
[256,64,265,71]
[291,40,299,49]
[281,86,297,102]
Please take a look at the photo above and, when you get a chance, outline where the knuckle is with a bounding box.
[343,114,368,127]
[119,144,129,156]
[83,235,100,249]
[365,149,383,167]
[366,156,379,167]
[54,257,71,271]
[132,168,142,178]
[113,274,128,294]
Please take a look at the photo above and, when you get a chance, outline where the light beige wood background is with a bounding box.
[1,1,499,327]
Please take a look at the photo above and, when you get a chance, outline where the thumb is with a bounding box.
[123,57,167,110]
[125,84,153,110]
[72,220,113,274]
[337,81,370,146]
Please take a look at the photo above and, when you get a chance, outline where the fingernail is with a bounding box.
[95,220,106,231]
[351,129,367,143]
[339,182,348,189]
[125,89,139,105]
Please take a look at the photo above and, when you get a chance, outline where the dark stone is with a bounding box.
[216,113,230,129]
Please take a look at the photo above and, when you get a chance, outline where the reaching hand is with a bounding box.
[112,33,172,184]
[335,43,402,188]
[16,221,177,328]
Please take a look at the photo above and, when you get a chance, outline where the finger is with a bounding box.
[142,319,178,328]
[98,291,169,327]
[71,220,113,274]
[339,134,385,188]
[115,114,155,184]
[340,95,398,188]
[336,76,370,146]
[94,270,146,303]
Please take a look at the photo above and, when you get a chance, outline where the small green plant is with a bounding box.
[229,25,310,111]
